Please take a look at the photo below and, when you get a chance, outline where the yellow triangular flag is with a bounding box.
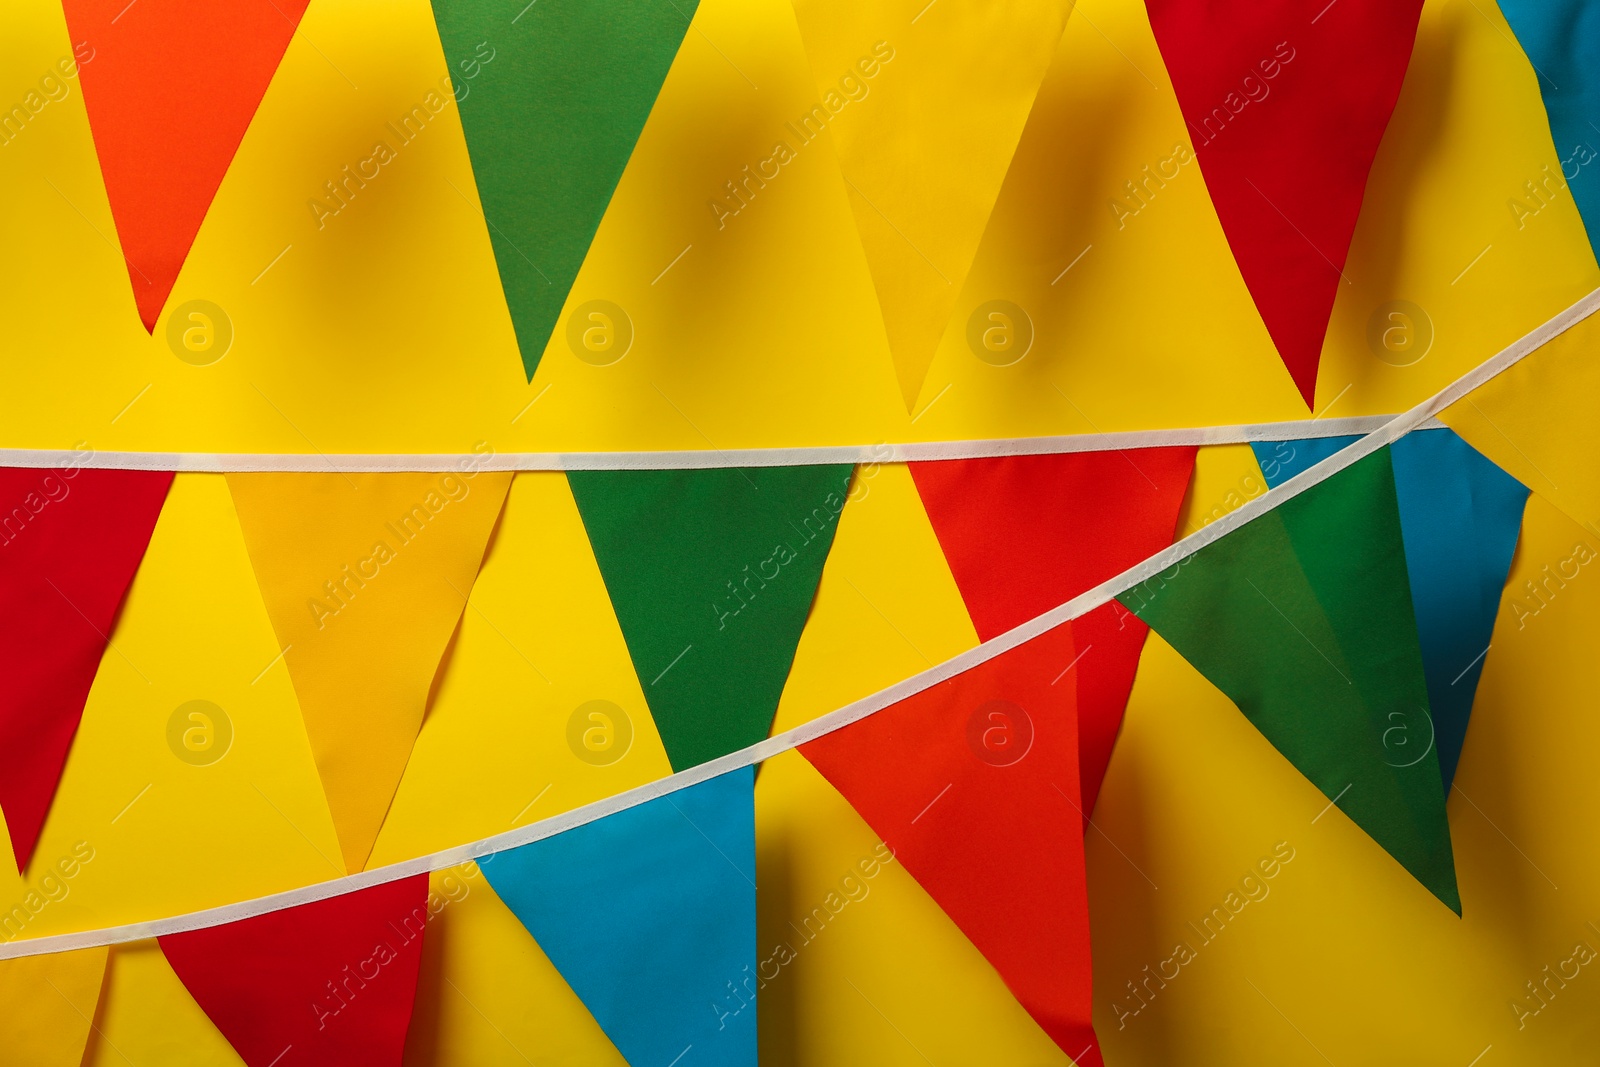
[405,866,628,1064]
[32,473,343,925]
[0,947,107,1067]
[369,471,672,867]
[789,0,1074,411]
[1441,308,1600,532]
[227,470,512,871]
[83,943,244,1065]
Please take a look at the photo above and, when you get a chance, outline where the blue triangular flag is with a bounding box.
[482,766,757,1067]
[1497,1,1600,258]
[1251,429,1529,787]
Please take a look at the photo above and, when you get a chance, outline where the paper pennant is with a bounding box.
[0,466,170,870]
[226,471,512,872]
[482,766,757,1067]
[160,876,429,1067]
[1144,0,1425,406]
[429,0,698,380]
[909,448,1196,817]
[0,947,108,1067]
[1124,449,1460,911]
[1500,1,1600,256]
[788,0,1074,410]
[1252,429,1529,788]
[802,626,1100,1062]
[61,0,309,331]
[568,465,852,770]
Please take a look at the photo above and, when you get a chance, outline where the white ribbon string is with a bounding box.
[1,286,1594,961]
[4,414,1438,472]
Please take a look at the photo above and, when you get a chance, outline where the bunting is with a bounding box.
[1499,0,1600,256]
[788,0,1075,410]
[802,626,1100,1062]
[1251,429,1529,787]
[60,0,309,331]
[1124,448,1460,910]
[0,466,171,870]
[1144,0,1425,405]
[909,447,1196,816]
[0,1,1598,1060]
[428,0,699,379]
[160,876,429,1067]
[482,766,758,1067]
[568,465,853,770]
[226,471,512,872]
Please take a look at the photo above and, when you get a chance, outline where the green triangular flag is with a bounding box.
[1122,448,1460,912]
[429,0,697,379]
[569,465,853,769]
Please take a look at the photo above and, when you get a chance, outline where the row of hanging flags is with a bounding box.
[51,0,1600,411]
[1,414,1562,1065]
[12,0,1600,1062]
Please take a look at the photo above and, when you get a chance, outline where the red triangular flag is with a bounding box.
[62,0,310,331]
[0,465,171,870]
[802,627,1101,1064]
[160,876,429,1067]
[910,448,1195,819]
[1144,0,1425,406]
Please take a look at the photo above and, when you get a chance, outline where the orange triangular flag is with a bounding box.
[227,470,511,871]
[802,627,1101,1062]
[61,0,310,330]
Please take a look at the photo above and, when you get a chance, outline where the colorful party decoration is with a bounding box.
[1499,0,1600,256]
[0,466,170,870]
[482,766,757,1067]
[1252,429,1530,788]
[60,0,309,331]
[802,626,1100,1063]
[226,471,512,872]
[789,0,1075,410]
[568,465,852,770]
[1124,448,1460,911]
[909,447,1196,817]
[429,0,699,379]
[160,876,429,1067]
[1143,0,1426,405]
[2,0,1598,1059]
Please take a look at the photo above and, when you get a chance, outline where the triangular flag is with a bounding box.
[1439,313,1600,531]
[226,471,512,872]
[1499,1,1600,256]
[61,0,309,331]
[482,766,757,1067]
[787,0,1074,410]
[0,947,108,1067]
[160,876,429,1067]
[428,0,698,380]
[568,466,852,770]
[909,448,1196,817]
[1124,449,1460,911]
[802,626,1100,1063]
[1252,430,1530,788]
[0,466,170,870]
[1144,0,1425,405]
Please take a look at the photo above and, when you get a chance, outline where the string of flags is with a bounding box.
[0,398,1573,1064]
[7,0,1600,1063]
[50,0,1594,409]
